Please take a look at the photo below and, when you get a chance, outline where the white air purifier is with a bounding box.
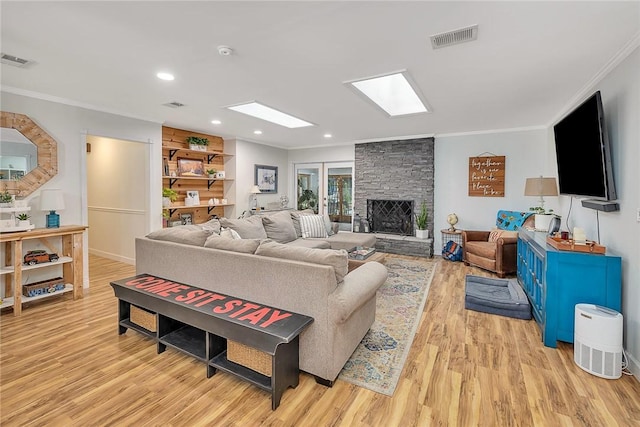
[574,303,623,379]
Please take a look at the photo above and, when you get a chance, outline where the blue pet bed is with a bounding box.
[465,275,532,320]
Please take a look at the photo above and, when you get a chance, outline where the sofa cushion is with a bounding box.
[200,218,222,235]
[465,241,497,258]
[286,238,331,249]
[146,226,211,246]
[488,229,518,242]
[261,210,297,243]
[219,215,268,239]
[290,209,315,238]
[204,234,261,253]
[220,227,241,239]
[325,232,377,251]
[255,240,348,283]
[299,214,329,238]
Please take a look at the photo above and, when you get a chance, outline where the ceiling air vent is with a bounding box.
[163,101,185,108]
[1,53,32,67]
[430,24,478,49]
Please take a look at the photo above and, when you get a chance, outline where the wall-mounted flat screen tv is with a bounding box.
[553,91,617,201]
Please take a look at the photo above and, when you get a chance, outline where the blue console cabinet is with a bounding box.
[517,228,621,348]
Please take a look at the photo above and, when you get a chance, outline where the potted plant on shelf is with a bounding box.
[0,191,14,208]
[162,187,178,208]
[206,168,217,179]
[16,213,31,228]
[186,136,209,152]
[415,201,429,239]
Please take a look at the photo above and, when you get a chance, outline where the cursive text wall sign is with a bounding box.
[468,155,505,197]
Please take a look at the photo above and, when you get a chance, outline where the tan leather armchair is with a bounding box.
[462,230,519,278]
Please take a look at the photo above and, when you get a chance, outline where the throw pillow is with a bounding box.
[204,234,261,253]
[323,214,335,236]
[220,227,242,239]
[488,229,518,242]
[146,226,211,246]
[261,210,297,243]
[290,209,315,238]
[200,218,221,235]
[299,214,329,238]
[255,240,348,283]
[219,215,267,239]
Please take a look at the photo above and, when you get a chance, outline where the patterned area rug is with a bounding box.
[338,257,438,396]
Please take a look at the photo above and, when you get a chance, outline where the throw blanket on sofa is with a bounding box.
[496,210,533,230]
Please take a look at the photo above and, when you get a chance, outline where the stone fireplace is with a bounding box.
[367,199,414,235]
[355,137,434,257]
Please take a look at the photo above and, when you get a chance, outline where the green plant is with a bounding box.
[16,213,30,221]
[186,136,209,146]
[0,191,13,203]
[162,187,178,202]
[415,201,428,230]
[206,168,217,175]
[297,189,318,210]
[529,206,554,215]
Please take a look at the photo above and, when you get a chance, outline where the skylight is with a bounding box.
[348,71,429,117]
[227,102,313,128]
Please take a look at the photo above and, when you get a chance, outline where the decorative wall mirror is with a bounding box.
[0,112,58,197]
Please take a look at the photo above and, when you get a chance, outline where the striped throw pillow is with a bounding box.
[299,214,329,238]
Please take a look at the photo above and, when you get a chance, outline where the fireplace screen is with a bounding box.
[367,199,414,235]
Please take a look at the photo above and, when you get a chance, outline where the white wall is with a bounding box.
[231,139,289,216]
[434,128,550,250]
[87,136,149,264]
[1,90,162,285]
[552,47,639,375]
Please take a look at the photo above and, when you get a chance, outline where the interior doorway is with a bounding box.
[86,135,149,264]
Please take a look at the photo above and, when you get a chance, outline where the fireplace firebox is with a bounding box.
[367,199,414,235]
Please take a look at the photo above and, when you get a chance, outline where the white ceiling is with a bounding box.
[1,1,638,149]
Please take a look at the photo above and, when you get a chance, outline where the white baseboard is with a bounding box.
[89,248,135,265]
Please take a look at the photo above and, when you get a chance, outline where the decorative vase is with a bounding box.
[416,229,429,239]
[17,220,30,228]
[162,197,171,208]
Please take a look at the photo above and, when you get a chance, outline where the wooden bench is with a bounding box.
[110,274,313,410]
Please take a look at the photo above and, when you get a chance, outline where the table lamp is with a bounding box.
[40,189,65,228]
[250,185,261,210]
[524,176,558,210]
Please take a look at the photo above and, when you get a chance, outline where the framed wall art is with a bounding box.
[180,212,194,225]
[177,158,204,177]
[255,164,278,193]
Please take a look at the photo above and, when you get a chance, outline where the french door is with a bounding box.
[294,162,354,229]
[324,162,353,226]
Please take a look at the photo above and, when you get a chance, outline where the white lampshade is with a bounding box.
[250,185,262,194]
[524,176,558,210]
[40,189,65,211]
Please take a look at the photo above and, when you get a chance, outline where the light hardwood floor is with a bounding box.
[1,254,638,426]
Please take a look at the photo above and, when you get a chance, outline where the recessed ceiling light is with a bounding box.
[347,70,429,117]
[254,130,263,135]
[324,133,332,138]
[227,101,314,128]
[211,119,221,125]
[156,72,174,81]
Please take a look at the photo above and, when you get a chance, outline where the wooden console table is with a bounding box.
[1,225,87,316]
[111,274,313,410]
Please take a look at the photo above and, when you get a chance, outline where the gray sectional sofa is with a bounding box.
[134,210,386,384]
